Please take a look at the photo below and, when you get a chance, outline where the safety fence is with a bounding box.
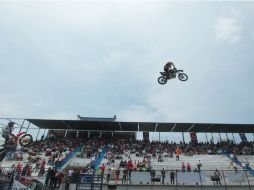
[101,169,254,189]
[1,168,254,190]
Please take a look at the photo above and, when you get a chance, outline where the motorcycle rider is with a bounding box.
[164,61,175,78]
[0,122,16,151]
[0,122,17,161]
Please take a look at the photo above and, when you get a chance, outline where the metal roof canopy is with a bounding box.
[26,119,254,133]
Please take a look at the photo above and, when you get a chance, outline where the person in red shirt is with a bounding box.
[16,162,22,174]
[127,159,133,169]
[100,164,106,175]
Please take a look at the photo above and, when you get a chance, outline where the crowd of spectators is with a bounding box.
[0,134,254,189]
[102,138,254,170]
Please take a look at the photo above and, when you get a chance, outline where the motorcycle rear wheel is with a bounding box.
[178,73,188,81]
[19,134,33,146]
[158,76,167,85]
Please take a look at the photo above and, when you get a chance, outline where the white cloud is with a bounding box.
[214,18,241,43]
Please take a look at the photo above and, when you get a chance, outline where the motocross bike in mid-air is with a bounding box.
[158,68,188,85]
[0,131,33,161]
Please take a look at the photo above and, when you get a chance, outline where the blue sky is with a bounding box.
[0,1,254,142]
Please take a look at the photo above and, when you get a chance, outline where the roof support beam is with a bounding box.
[138,123,140,131]
[170,123,176,132]
[119,122,122,131]
[205,124,214,132]
[62,121,73,130]
[155,123,158,132]
[187,124,195,132]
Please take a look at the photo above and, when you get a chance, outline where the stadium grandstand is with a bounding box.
[0,116,254,190]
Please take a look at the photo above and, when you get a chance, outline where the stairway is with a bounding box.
[55,146,82,170]
[224,153,254,176]
[92,144,108,171]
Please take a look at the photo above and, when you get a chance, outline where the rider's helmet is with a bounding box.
[7,122,14,132]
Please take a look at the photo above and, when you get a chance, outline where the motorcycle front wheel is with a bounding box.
[19,134,33,146]
[158,76,167,85]
[178,73,188,81]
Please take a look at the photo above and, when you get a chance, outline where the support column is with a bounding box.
[159,132,161,142]
[232,133,236,144]
[211,133,214,143]
[76,131,79,138]
[205,132,208,143]
[112,131,114,137]
[36,128,41,141]
[99,131,102,138]
[88,131,90,138]
[219,133,222,142]
[226,133,229,142]
[64,130,68,138]
[19,120,25,133]
[42,129,46,139]
[182,132,185,144]
[25,122,30,133]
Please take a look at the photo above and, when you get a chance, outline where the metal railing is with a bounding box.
[1,167,254,190]
[100,169,254,189]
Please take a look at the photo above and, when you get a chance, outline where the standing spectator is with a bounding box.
[187,162,191,172]
[34,162,40,173]
[38,165,45,176]
[16,162,22,175]
[106,168,111,183]
[181,162,185,172]
[245,158,250,169]
[214,169,221,185]
[115,168,120,183]
[122,168,127,184]
[161,168,166,185]
[170,170,175,184]
[45,167,53,186]
[128,168,132,184]
[197,160,202,172]
[65,175,71,190]
[51,169,58,188]
[100,164,105,175]
[175,147,181,161]
[232,154,238,163]
[21,165,28,176]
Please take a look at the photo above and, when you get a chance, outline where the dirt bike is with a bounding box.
[14,132,33,147]
[158,68,188,85]
[0,132,33,161]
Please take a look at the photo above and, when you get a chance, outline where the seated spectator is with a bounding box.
[187,162,191,172]
[197,160,202,172]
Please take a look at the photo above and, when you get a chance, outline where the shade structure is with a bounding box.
[26,119,254,133]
